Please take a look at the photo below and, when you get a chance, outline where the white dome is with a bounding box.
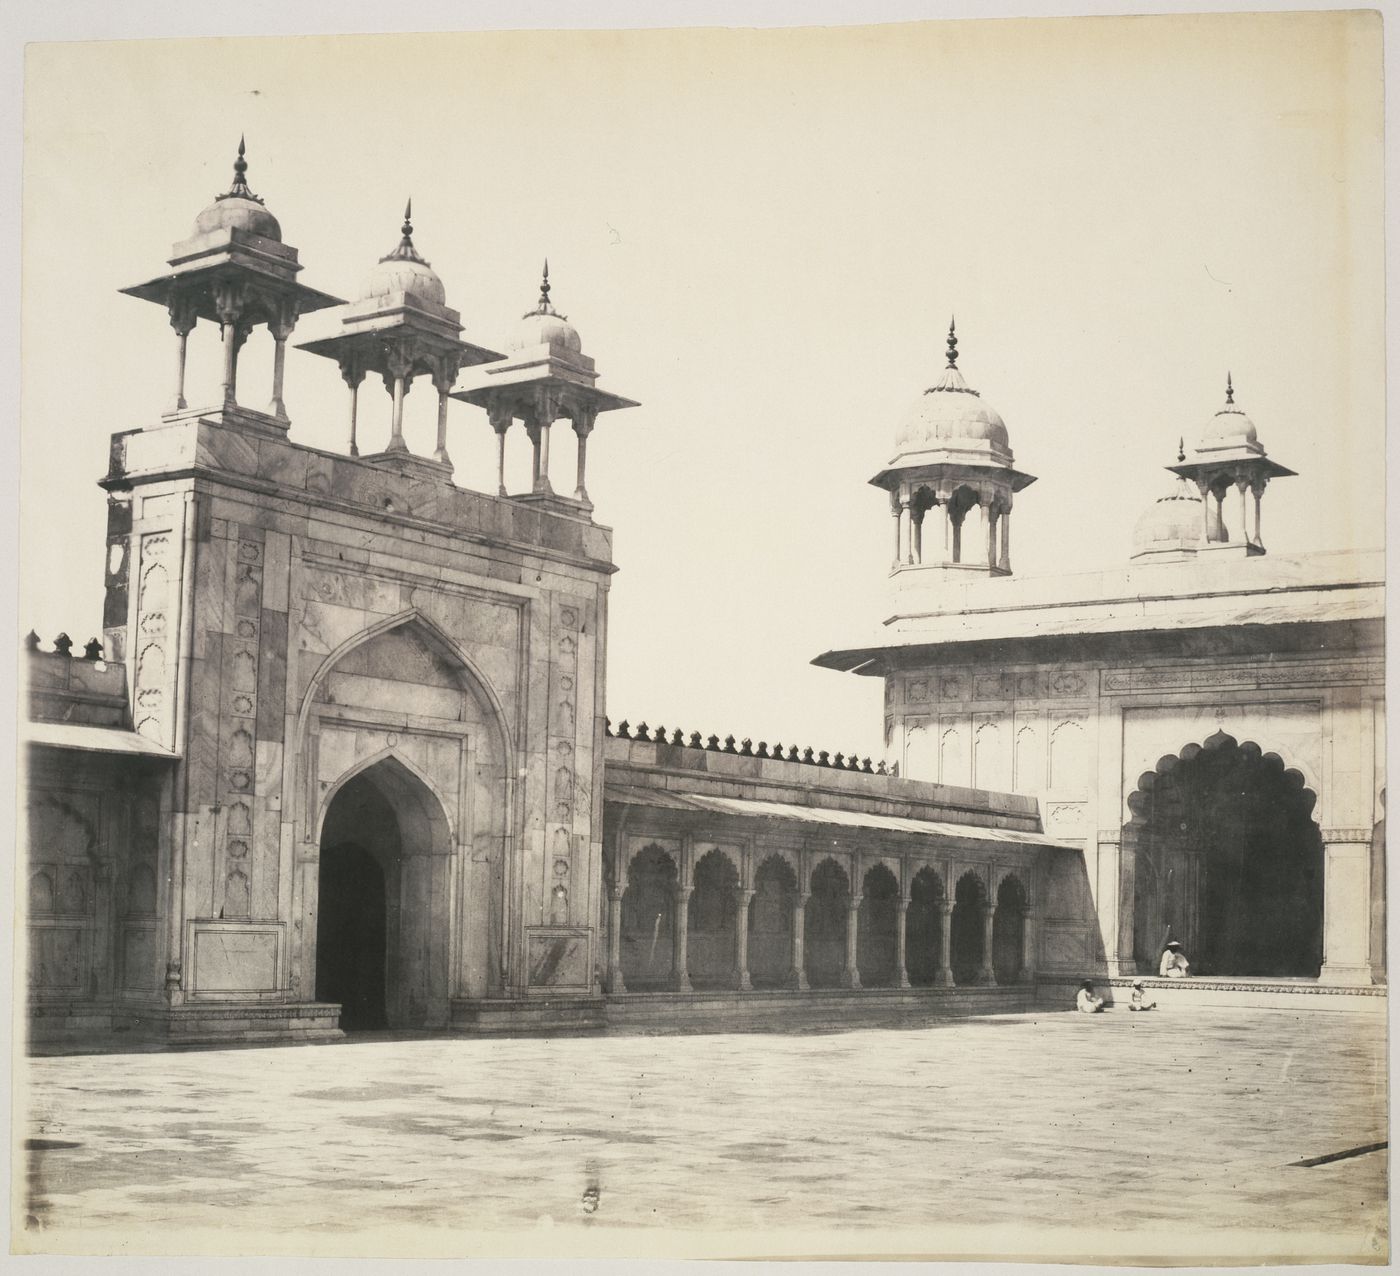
[1132,477,1203,558]
[194,194,282,242]
[359,255,447,307]
[507,306,582,355]
[896,366,1009,451]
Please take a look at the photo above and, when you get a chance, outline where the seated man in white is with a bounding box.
[1076,979,1105,1013]
[1129,979,1156,1010]
[1159,940,1190,979]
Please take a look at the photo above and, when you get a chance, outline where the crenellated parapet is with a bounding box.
[605,717,895,775]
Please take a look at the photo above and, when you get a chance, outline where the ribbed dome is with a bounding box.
[194,194,282,242]
[359,255,447,306]
[195,140,281,241]
[506,263,582,355]
[1132,476,1203,558]
[359,202,447,307]
[1200,374,1261,450]
[896,365,1009,450]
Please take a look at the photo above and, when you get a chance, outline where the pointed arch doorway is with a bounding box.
[316,755,454,1029]
[1129,732,1323,978]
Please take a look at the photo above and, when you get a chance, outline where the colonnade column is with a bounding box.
[790,892,810,990]
[891,502,903,567]
[734,888,754,991]
[488,403,512,496]
[986,506,998,568]
[431,361,458,467]
[607,885,626,994]
[979,902,995,984]
[341,363,365,457]
[1235,479,1249,547]
[268,301,297,422]
[911,510,923,564]
[532,387,559,495]
[998,508,1011,571]
[1251,480,1265,548]
[937,898,954,986]
[843,894,862,989]
[672,887,693,992]
[1019,905,1035,983]
[168,303,195,413]
[573,407,597,503]
[899,497,913,565]
[895,896,911,988]
[385,348,412,453]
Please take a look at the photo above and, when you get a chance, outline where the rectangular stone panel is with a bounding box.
[526,928,591,989]
[121,925,159,990]
[256,610,288,743]
[191,924,280,993]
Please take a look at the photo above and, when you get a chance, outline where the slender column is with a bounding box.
[951,510,964,563]
[937,899,954,986]
[431,363,457,467]
[998,508,1011,571]
[1019,905,1035,984]
[167,303,195,412]
[539,421,552,481]
[790,892,810,990]
[573,408,597,503]
[268,302,297,421]
[488,402,512,495]
[532,387,560,495]
[986,506,998,568]
[389,376,409,451]
[1197,480,1213,542]
[1213,490,1227,541]
[607,885,626,993]
[1235,479,1248,547]
[341,363,364,456]
[940,500,952,560]
[1251,482,1265,548]
[980,902,996,984]
[911,510,923,564]
[734,888,754,991]
[526,424,542,485]
[899,497,913,565]
[214,282,244,409]
[843,894,862,989]
[895,896,911,988]
[891,502,902,566]
[672,887,693,992]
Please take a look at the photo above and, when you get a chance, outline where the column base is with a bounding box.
[735,972,752,992]
[606,969,627,995]
[935,970,954,987]
[789,969,809,991]
[842,970,862,990]
[895,972,911,989]
[1319,963,1375,986]
[673,975,693,993]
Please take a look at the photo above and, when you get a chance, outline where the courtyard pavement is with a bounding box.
[16,1007,1389,1262]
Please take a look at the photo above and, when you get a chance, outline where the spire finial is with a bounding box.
[380,198,428,264]
[540,257,551,308]
[946,316,959,369]
[1225,370,1234,405]
[402,199,413,240]
[1177,436,1186,463]
[221,134,260,203]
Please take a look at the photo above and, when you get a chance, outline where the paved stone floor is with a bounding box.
[17,1007,1389,1262]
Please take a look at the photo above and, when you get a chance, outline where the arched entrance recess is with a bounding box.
[1128,731,1323,978]
[906,867,946,986]
[620,845,679,989]
[317,755,453,1029]
[857,863,900,987]
[805,859,850,988]
[688,849,740,989]
[748,855,797,988]
[993,874,1028,985]
[951,872,988,985]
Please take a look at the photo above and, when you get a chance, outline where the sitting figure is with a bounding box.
[1159,940,1190,979]
[1075,979,1105,1013]
[1128,978,1156,1011]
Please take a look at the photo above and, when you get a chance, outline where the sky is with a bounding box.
[15,8,1386,763]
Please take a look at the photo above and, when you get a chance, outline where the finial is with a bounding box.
[1225,371,1234,405]
[946,316,959,369]
[1177,436,1185,463]
[537,258,553,311]
[381,197,428,265]
[221,135,261,203]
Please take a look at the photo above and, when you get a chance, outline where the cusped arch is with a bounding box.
[692,843,743,879]
[626,841,680,880]
[753,848,800,884]
[314,747,456,848]
[296,608,516,772]
[910,863,946,899]
[954,868,988,906]
[996,871,1030,910]
[862,861,900,898]
[807,854,851,895]
[1125,730,1319,826]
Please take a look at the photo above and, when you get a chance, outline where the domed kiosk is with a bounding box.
[298,201,502,472]
[1167,374,1296,556]
[453,262,637,511]
[121,138,344,426]
[870,320,1036,578]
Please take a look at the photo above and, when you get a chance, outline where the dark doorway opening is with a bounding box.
[1130,731,1324,978]
[315,842,388,1031]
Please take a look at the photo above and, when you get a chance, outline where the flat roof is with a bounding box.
[605,783,1077,850]
[23,720,177,759]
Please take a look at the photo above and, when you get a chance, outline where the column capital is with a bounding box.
[734,887,756,902]
[1321,827,1374,845]
[431,352,463,396]
[339,357,367,390]
[212,278,246,324]
[268,295,299,342]
[487,399,514,433]
[572,405,598,437]
[848,894,864,910]
[167,295,198,336]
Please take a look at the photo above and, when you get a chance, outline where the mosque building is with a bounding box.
[21,145,1385,1048]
